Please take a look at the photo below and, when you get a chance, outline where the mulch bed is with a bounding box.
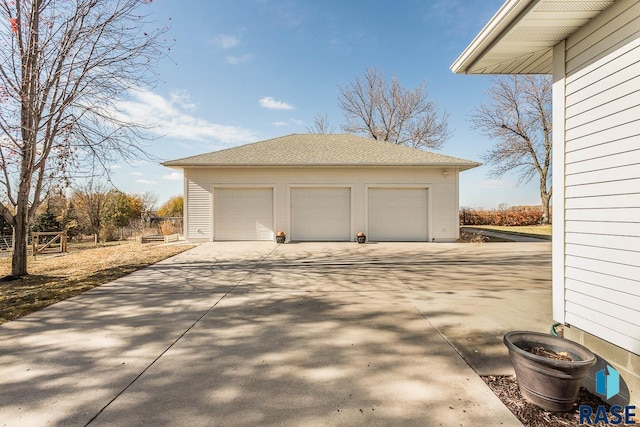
[483,375,635,426]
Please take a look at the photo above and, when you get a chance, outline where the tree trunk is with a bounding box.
[541,192,551,225]
[11,205,29,277]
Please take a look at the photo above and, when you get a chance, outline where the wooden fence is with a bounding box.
[136,233,180,244]
[32,231,68,254]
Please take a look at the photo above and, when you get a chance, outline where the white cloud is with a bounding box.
[115,90,256,143]
[211,34,240,50]
[170,90,196,112]
[273,118,304,127]
[131,172,143,176]
[226,53,253,65]
[163,172,183,181]
[259,96,294,110]
[136,179,157,185]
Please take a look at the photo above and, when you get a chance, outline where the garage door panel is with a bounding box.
[214,188,274,241]
[368,188,428,241]
[291,188,351,241]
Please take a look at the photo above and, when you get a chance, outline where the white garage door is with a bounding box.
[213,188,274,241]
[368,188,428,241]
[290,188,351,241]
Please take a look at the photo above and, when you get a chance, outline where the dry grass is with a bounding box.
[0,241,194,324]
[457,230,511,243]
[468,225,552,237]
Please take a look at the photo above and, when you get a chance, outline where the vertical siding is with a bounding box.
[562,0,640,354]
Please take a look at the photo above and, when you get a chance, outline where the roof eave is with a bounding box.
[161,162,481,169]
[450,0,537,74]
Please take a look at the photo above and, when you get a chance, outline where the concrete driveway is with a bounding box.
[0,241,551,426]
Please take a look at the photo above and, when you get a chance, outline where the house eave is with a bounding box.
[451,0,537,75]
[451,0,616,75]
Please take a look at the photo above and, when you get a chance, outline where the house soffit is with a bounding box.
[451,0,616,74]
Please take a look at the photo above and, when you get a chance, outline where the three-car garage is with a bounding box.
[164,134,479,243]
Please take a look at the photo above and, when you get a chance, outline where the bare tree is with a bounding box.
[471,75,552,224]
[306,113,334,134]
[72,182,111,242]
[338,67,451,150]
[0,0,168,276]
[139,191,157,217]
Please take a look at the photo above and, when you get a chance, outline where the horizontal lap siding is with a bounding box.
[564,0,640,354]
[430,184,459,240]
[186,171,212,240]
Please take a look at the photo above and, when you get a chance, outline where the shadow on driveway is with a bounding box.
[0,242,551,426]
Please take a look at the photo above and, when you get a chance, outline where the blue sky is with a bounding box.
[110,0,542,209]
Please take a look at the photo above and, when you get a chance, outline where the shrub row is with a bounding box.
[460,206,544,226]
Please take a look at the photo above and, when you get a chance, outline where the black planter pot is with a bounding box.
[503,331,596,412]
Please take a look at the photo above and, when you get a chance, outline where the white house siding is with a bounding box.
[559,0,640,356]
[183,167,459,242]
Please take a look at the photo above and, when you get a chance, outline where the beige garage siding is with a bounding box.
[290,187,351,241]
[368,188,428,241]
[185,172,212,241]
[184,167,460,242]
[213,188,274,241]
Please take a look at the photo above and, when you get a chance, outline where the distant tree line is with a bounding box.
[459,205,547,227]
[156,196,184,218]
[23,186,183,242]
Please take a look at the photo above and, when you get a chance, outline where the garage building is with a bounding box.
[162,134,479,242]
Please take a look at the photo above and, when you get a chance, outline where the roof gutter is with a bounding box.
[450,0,538,74]
[161,163,481,170]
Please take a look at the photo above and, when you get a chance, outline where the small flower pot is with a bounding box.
[356,232,366,244]
[276,231,286,244]
[503,331,596,412]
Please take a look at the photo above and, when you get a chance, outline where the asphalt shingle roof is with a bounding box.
[162,134,480,169]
